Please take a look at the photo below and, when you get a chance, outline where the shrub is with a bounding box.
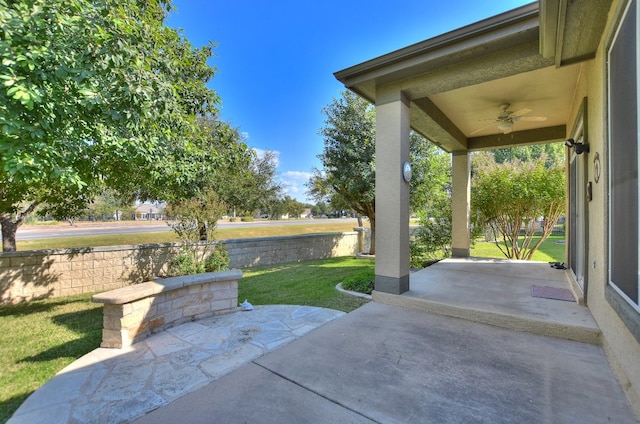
[203,244,230,272]
[168,249,203,276]
[410,207,452,268]
[168,243,230,276]
[165,189,229,275]
[341,269,375,294]
[240,216,254,222]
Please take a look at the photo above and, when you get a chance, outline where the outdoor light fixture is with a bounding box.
[402,161,412,182]
[565,138,590,154]
[497,120,513,133]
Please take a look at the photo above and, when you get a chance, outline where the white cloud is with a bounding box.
[280,170,313,203]
[252,148,280,167]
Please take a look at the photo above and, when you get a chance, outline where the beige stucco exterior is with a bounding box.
[565,0,640,413]
[374,87,411,294]
[336,0,640,415]
[451,152,470,257]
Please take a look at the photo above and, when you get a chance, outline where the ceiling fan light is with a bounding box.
[497,120,513,132]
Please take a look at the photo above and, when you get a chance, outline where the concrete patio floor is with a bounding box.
[136,258,637,423]
[375,257,600,344]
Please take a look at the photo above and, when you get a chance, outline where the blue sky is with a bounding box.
[167,0,533,203]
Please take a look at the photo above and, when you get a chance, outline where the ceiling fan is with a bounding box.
[471,103,547,135]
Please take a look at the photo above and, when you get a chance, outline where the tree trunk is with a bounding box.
[0,214,19,252]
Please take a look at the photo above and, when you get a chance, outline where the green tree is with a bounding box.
[310,202,331,217]
[471,154,565,260]
[0,0,217,251]
[236,150,283,216]
[85,189,134,221]
[491,143,564,168]
[409,133,453,265]
[283,196,305,218]
[309,90,376,253]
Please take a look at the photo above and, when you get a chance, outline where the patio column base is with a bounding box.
[375,274,409,295]
[451,247,470,258]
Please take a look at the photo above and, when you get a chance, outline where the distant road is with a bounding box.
[15,218,359,241]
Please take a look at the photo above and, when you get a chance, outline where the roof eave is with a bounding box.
[334,2,540,88]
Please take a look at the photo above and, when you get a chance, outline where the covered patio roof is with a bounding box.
[334,0,611,152]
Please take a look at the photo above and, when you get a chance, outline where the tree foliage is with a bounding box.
[409,133,452,265]
[491,143,564,168]
[160,116,282,218]
[85,189,135,221]
[0,0,217,251]
[471,152,565,260]
[309,90,376,253]
[165,189,229,276]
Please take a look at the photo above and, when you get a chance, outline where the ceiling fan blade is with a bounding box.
[470,121,498,135]
[510,108,532,117]
[519,116,548,122]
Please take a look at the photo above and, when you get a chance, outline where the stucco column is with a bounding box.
[375,88,410,294]
[451,151,471,257]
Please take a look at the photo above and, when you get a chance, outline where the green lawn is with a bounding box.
[0,295,103,423]
[471,235,566,263]
[16,221,367,251]
[239,257,372,312]
[0,257,372,422]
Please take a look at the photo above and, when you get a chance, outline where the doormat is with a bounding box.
[530,285,575,302]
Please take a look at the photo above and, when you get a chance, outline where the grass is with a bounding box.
[239,257,372,312]
[16,221,366,251]
[0,294,103,423]
[471,235,566,263]
[0,256,372,422]
[17,232,180,250]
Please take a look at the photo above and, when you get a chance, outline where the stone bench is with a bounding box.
[92,270,241,348]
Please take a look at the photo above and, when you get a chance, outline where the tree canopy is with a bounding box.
[408,133,452,265]
[310,91,452,257]
[0,0,217,251]
[308,90,376,253]
[471,150,565,260]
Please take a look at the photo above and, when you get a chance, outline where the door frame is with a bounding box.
[568,98,589,303]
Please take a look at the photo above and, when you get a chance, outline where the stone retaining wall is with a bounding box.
[0,231,369,304]
[92,270,241,348]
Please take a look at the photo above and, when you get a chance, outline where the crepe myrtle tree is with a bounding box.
[0,0,218,251]
[471,153,565,260]
[165,189,230,276]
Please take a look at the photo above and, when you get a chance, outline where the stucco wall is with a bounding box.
[568,0,640,415]
[0,231,369,305]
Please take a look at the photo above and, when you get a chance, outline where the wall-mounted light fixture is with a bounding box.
[565,138,590,154]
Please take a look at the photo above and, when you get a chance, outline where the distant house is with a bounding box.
[134,203,165,220]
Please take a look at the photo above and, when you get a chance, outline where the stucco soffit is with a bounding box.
[334,3,540,99]
[540,0,614,66]
[411,98,467,153]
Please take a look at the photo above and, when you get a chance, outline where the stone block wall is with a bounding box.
[226,232,362,268]
[0,231,369,304]
[0,243,178,304]
[93,270,241,348]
